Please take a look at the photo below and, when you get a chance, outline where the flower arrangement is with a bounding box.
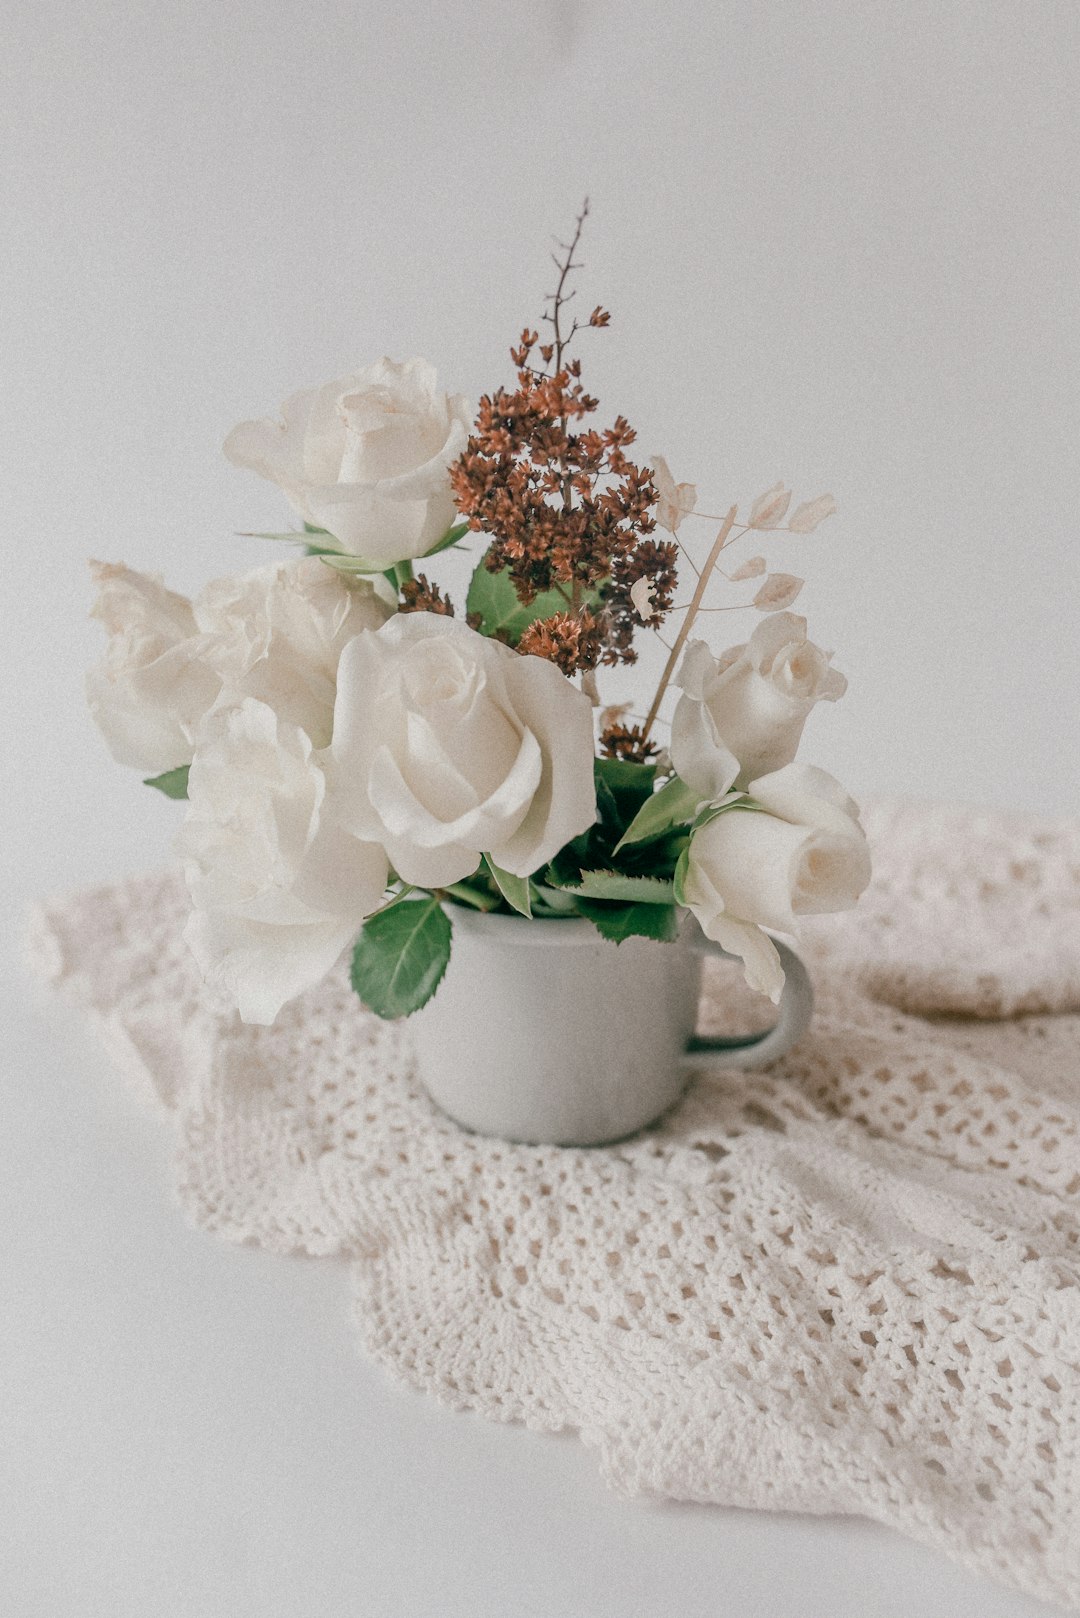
[88,206,870,1026]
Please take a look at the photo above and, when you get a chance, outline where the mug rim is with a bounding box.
[442,900,691,949]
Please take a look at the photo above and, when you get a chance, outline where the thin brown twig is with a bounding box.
[641,505,738,743]
[544,198,590,597]
[546,199,589,377]
[675,539,701,577]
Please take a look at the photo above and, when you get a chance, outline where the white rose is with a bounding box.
[223,359,472,569]
[177,698,388,1024]
[682,762,871,1002]
[327,613,598,888]
[87,562,221,774]
[671,612,847,795]
[195,556,391,746]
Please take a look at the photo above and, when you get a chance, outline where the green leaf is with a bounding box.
[574,898,681,945]
[239,523,347,557]
[545,842,586,890]
[613,774,700,853]
[307,523,470,573]
[350,896,452,1019]
[423,521,470,559]
[530,883,580,917]
[465,558,569,643]
[300,525,346,557]
[442,877,501,911]
[549,869,675,905]
[593,768,622,831]
[143,765,190,799]
[689,793,762,834]
[317,553,388,576]
[366,883,415,919]
[483,856,532,917]
[634,827,690,870]
[673,844,691,907]
[593,757,658,821]
[465,553,603,645]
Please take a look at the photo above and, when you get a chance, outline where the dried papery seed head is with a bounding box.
[753,573,804,612]
[788,494,837,533]
[749,483,792,529]
[630,576,658,622]
[652,455,697,533]
[729,555,767,581]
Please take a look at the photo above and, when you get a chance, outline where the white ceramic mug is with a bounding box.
[410,906,814,1147]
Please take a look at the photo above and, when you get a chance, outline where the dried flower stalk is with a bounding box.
[640,504,737,744]
[449,205,667,677]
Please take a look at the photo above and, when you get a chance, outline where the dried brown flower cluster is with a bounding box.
[518,608,601,675]
[449,204,672,675]
[399,573,455,616]
[602,537,680,665]
[598,720,659,764]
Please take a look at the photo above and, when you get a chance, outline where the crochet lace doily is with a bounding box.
[29,799,1080,1612]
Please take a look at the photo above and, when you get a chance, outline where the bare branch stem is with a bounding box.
[641,504,738,744]
[546,198,590,581]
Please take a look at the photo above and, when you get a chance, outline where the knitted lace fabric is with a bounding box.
[29,799,1080,1612]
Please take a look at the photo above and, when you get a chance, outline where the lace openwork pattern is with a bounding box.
[29,799,1080,1611]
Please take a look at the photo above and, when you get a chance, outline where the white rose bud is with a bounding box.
[682,763,871,1002]
[86,562,220,774]
[224,359,472,569]
[195,556,391,746]
[177,698,388,1024]
[671,612,847,793]
[327,613,598,888]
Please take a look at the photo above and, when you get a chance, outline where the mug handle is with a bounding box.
[681,933,814,1071]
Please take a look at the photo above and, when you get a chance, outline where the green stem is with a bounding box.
[440,880,501,912]
[384,558,416,596]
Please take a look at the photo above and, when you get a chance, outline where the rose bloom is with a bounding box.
[178,698,388,1024]
[223,359,472,569]
[671,612,847,795]
[682,763,871,1002]
[86,562,221,774]
[327,613,598,888]
[195,556,391,746]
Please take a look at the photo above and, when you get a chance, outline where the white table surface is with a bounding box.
[4,0,1078,1610]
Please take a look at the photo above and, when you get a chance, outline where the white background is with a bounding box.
[2,2,1077,1614]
